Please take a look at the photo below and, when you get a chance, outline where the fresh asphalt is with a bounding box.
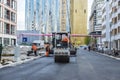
[0,49,120,80]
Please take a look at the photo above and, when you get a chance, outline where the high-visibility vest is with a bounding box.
[32,45,37,51]
[62,37,69,42]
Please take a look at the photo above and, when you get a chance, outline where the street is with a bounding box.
[0,49,120,80]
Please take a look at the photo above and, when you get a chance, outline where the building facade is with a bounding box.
[89,0,104,47]
[0,0,17,46]
[101,0,120,50]
[70,0,87,45]
[25,0,41,31]
[101,0,110,49]
[110,0,120,50]
[89,0,104,35]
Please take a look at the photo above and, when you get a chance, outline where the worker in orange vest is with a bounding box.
[62,36,69,42]
[32,44,37,56]
[45,43,50,57]
[62,35,69,48]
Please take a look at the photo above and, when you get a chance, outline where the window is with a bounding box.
[4,8,10,20]
[75,9,77,13]
[114,17,117,24]
[11,12,16,22]
[118,14,120,20]
[0,6,2,18]
[0,0,2,3]
[112,6,117,13]
[11,25,15,35]
[11,0,16,10]
[0,21,2,33]
[84,9,86,13]
[4,0,10,6]
[4,38,9,46]
[4,22,10,34]
[118,26,120,33]
[62,10,65,14]
[0,37,2,44]
[112,17,117,24]
[114,29,117,35]
[118,1,120,6]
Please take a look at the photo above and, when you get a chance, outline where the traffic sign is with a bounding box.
[22,37,27,42]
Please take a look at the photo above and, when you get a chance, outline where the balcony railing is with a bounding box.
[4,15,10,20]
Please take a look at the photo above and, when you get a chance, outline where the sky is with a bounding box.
[17,0,25,30]
[17,0,93,30]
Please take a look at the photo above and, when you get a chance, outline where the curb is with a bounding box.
[96,52,120,60]
[0,55,45,69]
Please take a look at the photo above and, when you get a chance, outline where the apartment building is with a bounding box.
[0,0,17,46]
[102,0,120,50]
[110,0,120,50]
[89,0,104,35]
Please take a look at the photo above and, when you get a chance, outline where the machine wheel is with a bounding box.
[54,56,70,63]
[65,56,70,63]
[54,56,59,62]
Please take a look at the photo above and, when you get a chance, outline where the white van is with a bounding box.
[32,40,44,49]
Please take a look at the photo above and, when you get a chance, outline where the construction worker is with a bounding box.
[62,35,69,48]
[32,43,38,56]
[45,43,50,57]
[62,36,69,42]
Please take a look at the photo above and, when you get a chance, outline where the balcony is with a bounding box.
[4,9,10,20]
[4,15,10,20]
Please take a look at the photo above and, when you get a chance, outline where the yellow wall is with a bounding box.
[70,0,87,45]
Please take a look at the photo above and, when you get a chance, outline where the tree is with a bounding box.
[85,37,91,45]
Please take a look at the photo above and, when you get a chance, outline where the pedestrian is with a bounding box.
[32,43,38,56]
[88,45,90,51]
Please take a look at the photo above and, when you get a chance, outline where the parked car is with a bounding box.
[79,45,88,50]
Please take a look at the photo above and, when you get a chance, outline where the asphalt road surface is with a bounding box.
[0,49,120,80]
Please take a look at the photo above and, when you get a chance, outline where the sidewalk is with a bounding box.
[0,45,46,69]
[0,52,45,69]
[93,50,120,60]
